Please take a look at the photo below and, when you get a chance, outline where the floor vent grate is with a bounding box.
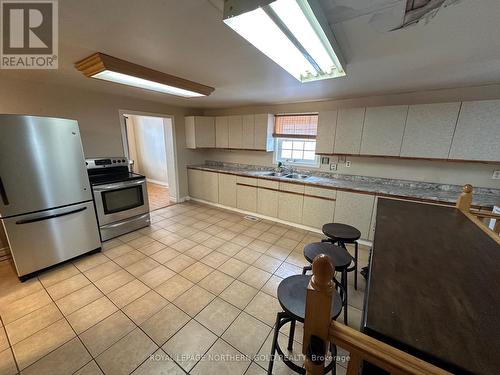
[243,215,260,222]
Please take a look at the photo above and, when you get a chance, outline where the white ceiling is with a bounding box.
[4,0,500,108]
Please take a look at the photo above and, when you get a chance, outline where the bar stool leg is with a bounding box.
[268,312,283,375]
[354,242,359,290]
[342,269,348,325]
[287,319,296,351]
[330,343,337,375]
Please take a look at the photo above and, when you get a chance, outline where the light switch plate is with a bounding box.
[492,170,500,179]
[330,163,337,171]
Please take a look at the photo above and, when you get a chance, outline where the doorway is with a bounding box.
[120,111,178,211]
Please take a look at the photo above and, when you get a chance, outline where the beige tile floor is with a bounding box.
[0,201,368,375]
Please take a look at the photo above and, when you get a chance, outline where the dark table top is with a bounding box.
[363,198,500,375]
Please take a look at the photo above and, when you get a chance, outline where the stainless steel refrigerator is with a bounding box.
[0,115,101,279]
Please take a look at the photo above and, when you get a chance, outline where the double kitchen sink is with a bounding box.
[256,171,311,180]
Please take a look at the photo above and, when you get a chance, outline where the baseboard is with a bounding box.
[146,178,168,187]
[187,197,373,247]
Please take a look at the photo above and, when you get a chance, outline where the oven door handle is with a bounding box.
[93,179,145,192]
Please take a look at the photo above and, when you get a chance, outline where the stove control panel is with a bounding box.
[86,157,128,169]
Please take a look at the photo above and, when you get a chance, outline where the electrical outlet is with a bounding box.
[346,160,351,167]
[330,163,337,171]
[492,170,500,179]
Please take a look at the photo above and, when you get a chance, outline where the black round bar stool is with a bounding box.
[322,223,361,290]
[268,275,343,375]
[302,242,351,325]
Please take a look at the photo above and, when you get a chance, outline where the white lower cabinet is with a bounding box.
[278,192,303,224]
[236,177,257,212]
[218,173,237,208]
[278,183,305,224]
[302,186,336,229]
[187,169,204,199]
[188,169,218,203]
[333,191,375,240]
[257,179,279,218]
[203,171,219,203]
[189,170,381,238]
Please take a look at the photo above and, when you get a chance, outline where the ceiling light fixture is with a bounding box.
[75,53,214,98]
[223,0,346,82]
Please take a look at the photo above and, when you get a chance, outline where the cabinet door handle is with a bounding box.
[0,177,8,205]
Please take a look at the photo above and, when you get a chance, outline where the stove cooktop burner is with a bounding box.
[87,165,145,186]
[88,172,145,186]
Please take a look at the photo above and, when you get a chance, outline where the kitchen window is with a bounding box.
[273,113,319,167]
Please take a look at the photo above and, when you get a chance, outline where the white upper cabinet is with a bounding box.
[185,116,215,149]
[254,114,274,151]
[400,102,460,159]
[213,114,273,151]
[449,100,500,161]
[333,107,365,154]
[241,115,255,149]
[215,116,229,148]
[360,105,408,156]
[228,115,243,149]
[315,110,338,154]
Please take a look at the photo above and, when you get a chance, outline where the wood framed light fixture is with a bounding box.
[75,53,214,98]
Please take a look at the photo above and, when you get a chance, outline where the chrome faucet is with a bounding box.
[276,161,294,175]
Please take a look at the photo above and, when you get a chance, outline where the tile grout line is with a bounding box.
[17,273,98,374]
[1,202,365,374]
[0,315,20,375]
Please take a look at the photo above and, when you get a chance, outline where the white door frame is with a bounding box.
[118,109,180,203]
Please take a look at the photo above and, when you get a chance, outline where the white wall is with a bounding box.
[129,115,169,186]
[202,84,500,189]
[0,76,205,198]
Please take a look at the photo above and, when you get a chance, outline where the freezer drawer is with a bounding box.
[1,201,100,277]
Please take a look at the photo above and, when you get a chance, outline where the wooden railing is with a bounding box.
[302,186,498,374]
[302,255,452,375]
[456,184,500,240]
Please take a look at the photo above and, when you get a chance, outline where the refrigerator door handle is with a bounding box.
[0,177,9,205]
[15,206,87,225]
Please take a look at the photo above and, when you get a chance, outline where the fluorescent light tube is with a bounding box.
[224,7,317,81]
[92,70,205,98]
[270,0,337,75]
[223,0,345,82]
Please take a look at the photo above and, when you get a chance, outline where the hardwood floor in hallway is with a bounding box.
[147,183,171,211]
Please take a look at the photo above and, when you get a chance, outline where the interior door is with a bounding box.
[0,115,92,218]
